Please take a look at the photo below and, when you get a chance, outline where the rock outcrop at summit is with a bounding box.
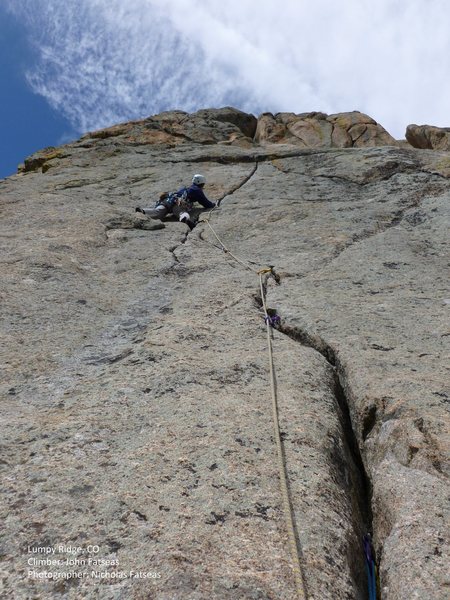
[1,107,449,600]
[20,108,396,176]
[406,123,450,151]
[255,110,397,147]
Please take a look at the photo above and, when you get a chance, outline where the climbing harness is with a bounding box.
[199,204,308,599]
[157,188,190,209]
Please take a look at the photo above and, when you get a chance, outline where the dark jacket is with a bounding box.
[181,184,215,209]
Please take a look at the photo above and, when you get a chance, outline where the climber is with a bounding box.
[135,174,216,230]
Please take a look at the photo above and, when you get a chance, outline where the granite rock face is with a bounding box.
[406,124,450,151]
[254,110,397,148]
[1,108,449,600]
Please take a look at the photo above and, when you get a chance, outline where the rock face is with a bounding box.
[255,110,397,147]
[1,108,449,600]
[406,124,450,151]
[18,109,395,176]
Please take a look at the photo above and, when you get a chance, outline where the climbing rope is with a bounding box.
[203,217,254,273]
[198,205,308,599]
[259,269,307,599]
[199,190,378,599]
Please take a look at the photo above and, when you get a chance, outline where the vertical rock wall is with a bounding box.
[1,109,449,599]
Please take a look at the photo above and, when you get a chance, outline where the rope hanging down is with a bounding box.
[199,204,308,599]
[259,269,307,599]
[199,194,378,599]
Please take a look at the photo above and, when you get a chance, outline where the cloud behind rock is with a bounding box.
[5,0,450,138]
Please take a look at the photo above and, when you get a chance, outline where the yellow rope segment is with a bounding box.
[199,206,307,599]
[259,272,307,599]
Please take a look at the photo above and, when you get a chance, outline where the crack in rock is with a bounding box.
[170,162,260,264]
[252,276,374,594]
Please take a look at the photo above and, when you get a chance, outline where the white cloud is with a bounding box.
[6,0,450,138]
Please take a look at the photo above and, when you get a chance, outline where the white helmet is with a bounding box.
[192,174,206,186]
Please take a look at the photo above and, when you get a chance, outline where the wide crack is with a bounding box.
[177,163,375,593]
[254,279,374,596]
[283,321,373,586]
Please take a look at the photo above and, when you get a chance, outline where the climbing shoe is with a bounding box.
[135,207,144,213]
[181,216,196,230]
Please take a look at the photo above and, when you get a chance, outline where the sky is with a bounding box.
[1,0,449,179]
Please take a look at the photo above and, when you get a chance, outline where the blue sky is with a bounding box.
[1,0,450,180]
[0,7,75,179]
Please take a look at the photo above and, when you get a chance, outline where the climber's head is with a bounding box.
[192,174,206,187]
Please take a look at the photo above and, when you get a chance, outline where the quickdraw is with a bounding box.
[265,314,281,328]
